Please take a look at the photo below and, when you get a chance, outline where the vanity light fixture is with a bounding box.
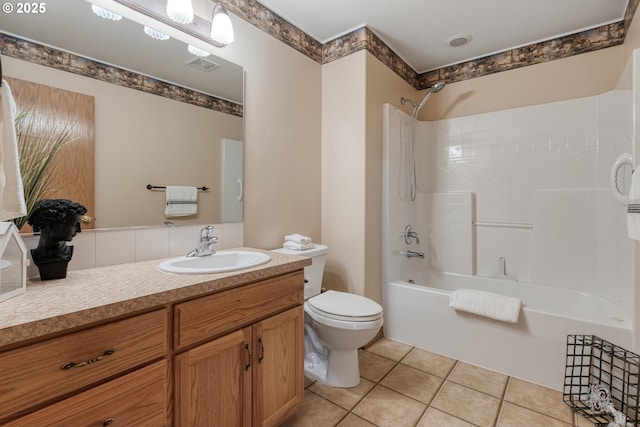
[91,4,122,21]
[187,44,211,57]
[144,26,170,40]
[166,0,194,24]
[210,3,234,46]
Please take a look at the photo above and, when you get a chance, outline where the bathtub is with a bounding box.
[383,271,633,390]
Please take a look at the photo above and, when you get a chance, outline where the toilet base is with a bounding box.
[305,348,361,388]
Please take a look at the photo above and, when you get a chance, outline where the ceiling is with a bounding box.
[258,0,630,73]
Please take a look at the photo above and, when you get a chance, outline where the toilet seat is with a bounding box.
[307,290,383,322]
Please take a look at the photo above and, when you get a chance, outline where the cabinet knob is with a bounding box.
[103,418,114,427]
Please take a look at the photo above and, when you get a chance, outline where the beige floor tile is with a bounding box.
[575,412,597,426]
[380,364,444,404]
[281,390,348,427]
[497,402,572,427]
[358,350,396,382]
[304,376,317,389]
[504,378,573,424]
[366,337,413,361]
[310,377,376,410]
[431,381,502,427]
[353,385,427,427]
[401,347,456,378]
[417,407,477,427]
[337,414,377,427]
[448,361,508,398]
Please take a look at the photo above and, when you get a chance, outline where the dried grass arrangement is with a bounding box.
[11,109,76,230]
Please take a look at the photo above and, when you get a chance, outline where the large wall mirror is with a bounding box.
[1,0,244,229]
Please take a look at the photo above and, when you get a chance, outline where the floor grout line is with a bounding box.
[288,339,578,427]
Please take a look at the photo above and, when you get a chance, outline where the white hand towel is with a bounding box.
[628,169,640,240]
[285,233,312,245]
[165,186,198,217]
[449,289,521,323]
[283,241,315,251]
[0,80,27,221]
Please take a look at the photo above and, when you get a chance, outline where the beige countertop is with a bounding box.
[0,248,310,347]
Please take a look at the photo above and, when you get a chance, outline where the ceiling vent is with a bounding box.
[186,57,221,72]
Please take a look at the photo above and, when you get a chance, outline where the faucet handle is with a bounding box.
[200,225,216,241]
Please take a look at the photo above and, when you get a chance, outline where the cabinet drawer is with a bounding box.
[5,360,168,427]
[0,309,167,420]
[175,271,304,349]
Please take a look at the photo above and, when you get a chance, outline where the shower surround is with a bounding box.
[382,51,640,389]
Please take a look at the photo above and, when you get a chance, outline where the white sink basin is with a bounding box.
[158,250,271,274]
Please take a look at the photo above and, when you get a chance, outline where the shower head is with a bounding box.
[431,81,446,93]
[416,81,446,111]
[401,82,446,117]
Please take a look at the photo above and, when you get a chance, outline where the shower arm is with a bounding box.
[401,82,446,116]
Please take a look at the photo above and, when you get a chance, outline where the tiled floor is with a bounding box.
[282,338,592,427]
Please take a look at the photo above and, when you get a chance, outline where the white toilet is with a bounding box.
[274,244,383,388]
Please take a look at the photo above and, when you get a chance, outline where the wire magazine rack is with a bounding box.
[564,335,640,426]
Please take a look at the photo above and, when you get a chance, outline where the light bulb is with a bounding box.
[91,4,122,21]
[144,26,170,41]
[188,45,211,57]
[210,4,234,46]
[167,0,193,24]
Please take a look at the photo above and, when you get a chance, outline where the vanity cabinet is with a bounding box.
[0,265,306,427]
[174,271,304,427]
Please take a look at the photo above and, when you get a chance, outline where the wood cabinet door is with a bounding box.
[175,327,253,427]
[253,306,304,427]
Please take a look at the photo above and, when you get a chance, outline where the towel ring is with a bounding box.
[610,153,633,205]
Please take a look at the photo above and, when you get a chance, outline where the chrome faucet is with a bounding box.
[403,224,420,245]
[186,225,218,257]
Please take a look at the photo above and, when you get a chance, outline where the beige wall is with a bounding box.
[4,56,243,228]
[426,46,624,121]
[214,17,323,250]
[321,52,367,296]
[320,50,419,302]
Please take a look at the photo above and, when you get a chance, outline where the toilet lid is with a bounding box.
[307,290,383,322]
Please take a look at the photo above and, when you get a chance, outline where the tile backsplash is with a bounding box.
[22,223,243,279]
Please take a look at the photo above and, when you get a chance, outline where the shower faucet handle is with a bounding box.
[403,224,420,245]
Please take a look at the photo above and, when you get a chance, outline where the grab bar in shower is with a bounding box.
[473,221,532,229]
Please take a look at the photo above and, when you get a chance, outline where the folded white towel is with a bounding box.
[0,80,27,221]
[165,186,198,217]
[449,289,521,323]
[283,241,315,251]
[285,233,312,245]
[628,169,640,240]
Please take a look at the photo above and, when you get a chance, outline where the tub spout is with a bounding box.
[400,250,424,258]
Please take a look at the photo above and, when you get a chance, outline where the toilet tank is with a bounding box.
[273,244,327,299]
